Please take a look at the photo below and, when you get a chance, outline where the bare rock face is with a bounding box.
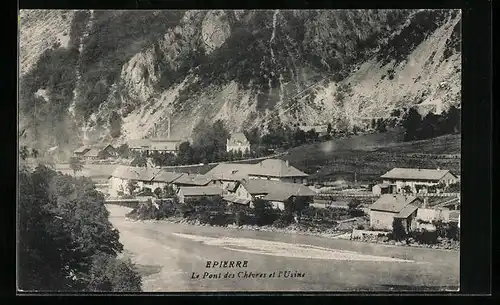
[120,48,160,102]
[201,10,232,54]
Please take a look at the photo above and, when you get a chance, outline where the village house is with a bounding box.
[224,179,316,210]
[247,159,309,184]
[73,145,91,157]
[297,125,329,137]
[149,171,185,192]
[177,186,224,204]
[74,143,115,160]
[380,168,459,194]
[206,159,309,187]
[226,133,251,153]
[172,174,219,190]
[205,163,256,190]
[129,138,183,156]
[107,165,162,197]
[369,194,423,233]
[372,183,391,195]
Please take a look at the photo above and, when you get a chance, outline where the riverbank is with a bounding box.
[123,215,459,251]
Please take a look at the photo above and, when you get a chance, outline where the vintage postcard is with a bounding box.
[18,9,461,293]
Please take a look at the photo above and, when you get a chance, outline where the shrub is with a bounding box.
[253,199,278,226]
[410,228,438,244]
[347,199,365,217]
[390,218,407,241]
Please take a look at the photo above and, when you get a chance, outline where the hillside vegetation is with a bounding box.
[283,130,460,182]
[19,9,461,159]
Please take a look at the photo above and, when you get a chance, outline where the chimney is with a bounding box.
[285,160,289,167]
[423,197,429,208]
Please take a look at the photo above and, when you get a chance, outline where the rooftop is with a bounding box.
[394,204,418,219]
[242,179,316,198]
[205,163,255,181]
[84,148,101,157]
[174,174,213,186]
[223,194,251,205]
[249,159,308,178]
[109,165,162,181]
[151,171,185,183]
[179,186,223,197]
[74,145,90,153]
[370,194,420,213]
[381,168,455,181]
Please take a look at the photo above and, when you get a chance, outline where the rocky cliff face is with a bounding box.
[18,9,461,158]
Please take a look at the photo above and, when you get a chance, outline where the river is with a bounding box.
[106,205,459,292]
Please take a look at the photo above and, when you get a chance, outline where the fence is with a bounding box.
[316,191,460,198]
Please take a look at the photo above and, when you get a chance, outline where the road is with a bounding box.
[106,205,459,292]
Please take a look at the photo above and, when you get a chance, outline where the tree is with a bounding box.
[163,184,176,197]
[127,180,139,196]
[116,144,130,159]
[109,111,122,138]
[292,128,307,147]
[253,199,277,226]
[419,112,440,140]
[402,108,422,141]
[20,145,30,160]
[305,129,319,143]
[131,153,147,167]
[391,218,406,241]
[402,185,413,194]
[153,187,163,198]
[327,123,333,136]
[244,127,261,145]
[375,118,387,132]
[444,105,461,134]
[347,198,364,217]
[31,148,40,158]
[69,157,84,175]
[176,141,194,165]
[18,165,142,291]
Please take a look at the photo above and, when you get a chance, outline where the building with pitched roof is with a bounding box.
[172,174,219,190]
[73,145,91,157]
[129,138,183,156]
[380,168,459,194]
[75,143,115,160]
[205,163,255,188]
[228,179,316,210]
[226,133,251,153]
[150,171,185,191]
[372,183,391,195]
[177,186,224,203]
[107,165,162,197]
[369,194,422,232]
[248,159,309,184]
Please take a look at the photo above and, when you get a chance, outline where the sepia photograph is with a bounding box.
[18,9,461,293]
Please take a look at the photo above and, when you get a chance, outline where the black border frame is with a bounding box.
[6,0,493,299]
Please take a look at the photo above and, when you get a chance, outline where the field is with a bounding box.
[282,128,461,183]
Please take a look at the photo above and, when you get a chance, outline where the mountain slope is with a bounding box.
[18,9,461,159]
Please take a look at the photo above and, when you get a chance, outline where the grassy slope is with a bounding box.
[283,129,461,183]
